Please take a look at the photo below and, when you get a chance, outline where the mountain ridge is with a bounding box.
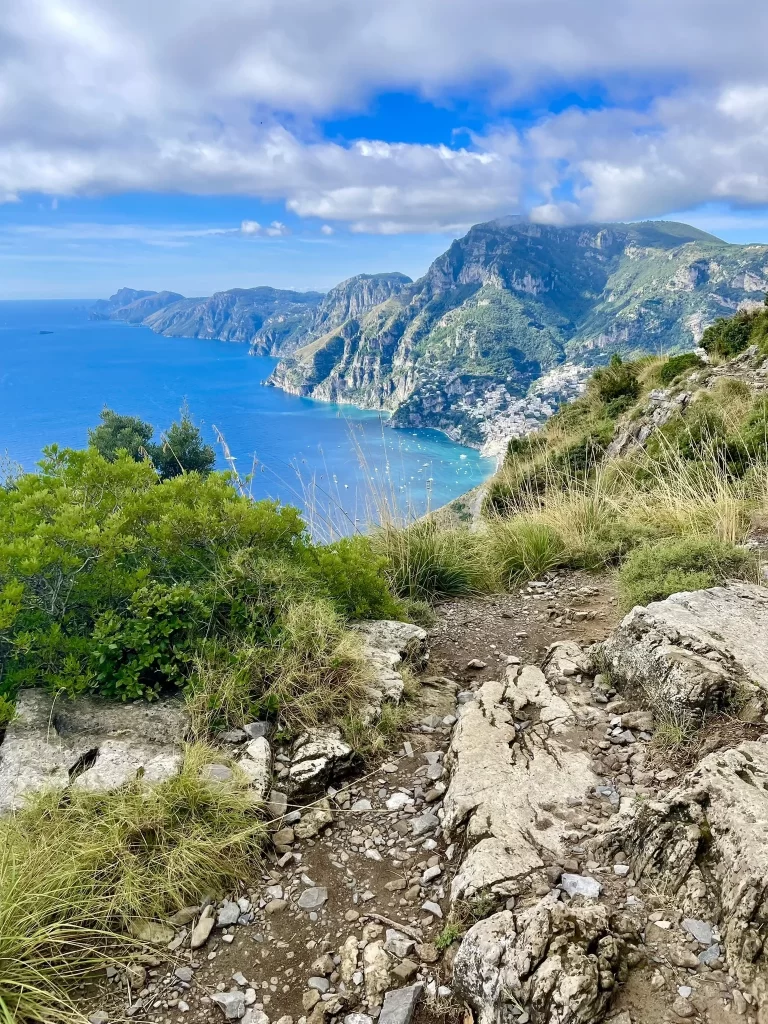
[90,218,768,453]
[268,219,768,450]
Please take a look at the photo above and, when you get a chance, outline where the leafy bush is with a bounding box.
[309,536,402,620]
[0,445,396,729]
[92,582,207,700]
[700,309,759,359]
[149,408,216,479]
[591,354,641,405]
[658,352,705,385]
[88,408,154,462]
[88,406,215,478]
[617,536,753,609]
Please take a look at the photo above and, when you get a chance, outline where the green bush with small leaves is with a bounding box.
[618,536,754,609]
[658,352,705,385]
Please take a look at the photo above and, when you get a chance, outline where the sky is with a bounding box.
[3,0,768,298]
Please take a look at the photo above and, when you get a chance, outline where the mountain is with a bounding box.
[109,291,186,324]
[267,219,768,449]
[89,285,324,355]
[89,288,158,319]
[143,287,324,354]
[89,273,412,357]
[307,273,412,341]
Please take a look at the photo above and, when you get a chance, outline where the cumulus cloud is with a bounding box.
[3,0,768,231]
[320,224,334,236]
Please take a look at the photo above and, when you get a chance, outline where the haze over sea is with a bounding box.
[0,300,493,531]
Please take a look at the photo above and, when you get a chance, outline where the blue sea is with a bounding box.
[0,300,492,533]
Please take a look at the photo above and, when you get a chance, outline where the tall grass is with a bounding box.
[373,520,492,600]
[188,598,371,734]
[0,745,265,1024]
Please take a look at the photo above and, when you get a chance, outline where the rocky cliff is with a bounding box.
[142,287,324,354]
[89,274,412,358]
[269,219,768,447]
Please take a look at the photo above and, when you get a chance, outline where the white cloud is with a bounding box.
[265,220,289,236]
[320,224,334,235]
[3,0,768,231]
[240,219,261,235]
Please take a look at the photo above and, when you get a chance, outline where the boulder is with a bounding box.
[598,584,768,713]
[354,620,427,724]
[589,739,768,1005]
[454,897,638,1024]
[288,728,354,797]
[443,664,598,900]
[0,690,188,814]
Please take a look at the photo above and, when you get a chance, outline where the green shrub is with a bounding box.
[88,407,154,463]
[658,352,705,385]
[591,355,641,405]
[700,309,759,359]
[91,582,207,701]
[617,536,754,609]
[375,521,490,601]
[0,445,396,731]
[148,408,215,479]
[309,535,402,620]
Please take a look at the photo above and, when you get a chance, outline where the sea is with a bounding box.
[0,300,493,534]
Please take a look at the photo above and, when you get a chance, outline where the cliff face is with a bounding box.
[89,286,324,355]
[89,288,158,319]
[307,273,412,341]
[268,219,768,446]
[143,288,324,354]
[110,291,186,324]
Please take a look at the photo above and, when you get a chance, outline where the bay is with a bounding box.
[0,300,493,533]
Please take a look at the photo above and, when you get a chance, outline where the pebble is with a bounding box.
[211,991,246,1019]
[297,887,328,911]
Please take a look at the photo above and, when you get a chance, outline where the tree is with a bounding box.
[149,407,215,479]
[88,408,154,463]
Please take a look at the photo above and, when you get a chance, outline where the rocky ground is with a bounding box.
[75,571,768,1024]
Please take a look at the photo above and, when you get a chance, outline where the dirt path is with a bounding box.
[84,570,627,1024]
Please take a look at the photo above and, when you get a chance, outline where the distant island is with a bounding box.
[91,218,768,455]
[39,330,53,335]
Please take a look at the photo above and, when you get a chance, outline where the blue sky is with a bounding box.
[2,0,768,299]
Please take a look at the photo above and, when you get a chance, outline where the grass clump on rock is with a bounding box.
[0,744,263,1024]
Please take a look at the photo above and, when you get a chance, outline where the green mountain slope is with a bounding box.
[269,220,768,448]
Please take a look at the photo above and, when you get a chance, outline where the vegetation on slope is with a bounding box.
[0,745,264,1024]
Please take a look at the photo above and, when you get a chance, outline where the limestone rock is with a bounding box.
[0,690,188,814]
[294,798,334,839]
[363,939,391,1008]
[238,736,271,799]
[127,918,175,945]
[288,728,354,797]
[590,739,768,1004]
[211,991,246,1019]
[598,584,768,712]
[339,935,359,984]
[443,664,598,900]
[454,899,637,1024]
[190,905,216,949]
[355,620,427,724]
[378,983,423,1024]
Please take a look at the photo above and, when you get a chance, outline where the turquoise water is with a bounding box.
[0,300,492,531]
